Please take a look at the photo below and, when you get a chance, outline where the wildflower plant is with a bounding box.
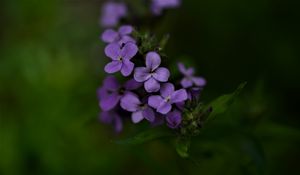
[97,0,246,157]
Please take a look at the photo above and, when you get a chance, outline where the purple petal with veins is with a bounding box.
[146,52,161,71]
[104,61,122,73]
[160,83,175,98]
[145,77,160,92]
[134,67,151,82]
[101,29,119,43]
[120,93,141,112]
[121,59,134,76]
[121,42,138,60]
[148,95,164,109]
[105,43,121,60]
[153,67,170,82]
[118,25,133,35]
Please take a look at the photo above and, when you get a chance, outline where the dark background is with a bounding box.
[1,0,299,174]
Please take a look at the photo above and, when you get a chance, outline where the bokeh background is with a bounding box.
[1,0,300,174]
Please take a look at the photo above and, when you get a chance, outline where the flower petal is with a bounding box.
[180,77,193,88]
[192,77,206,87]
[146,52,161,71]
[178,62,186,75]
[104,61,122,73]
[105,43,121,60]
[99,93,121,111]
[153,0,181,7]
[170,89,187,103]
[160,83,175,98]
[121,59,134,76]
[166,110,182,129]
[186,68,195,76]
[178,62,194,76]
[134,67,151,82]
[121,42,138,60]
[148,95,164,109]
[119,35,136,45]
[118,25,133,35]
[102,76,120,91]
[124,79,142,90]
[114,2,127,16]
[97,87,106,100]
[101,15,118,28]
[153,67,170,82]
[120,93,140,112]
[157,101,172,114]
[145,78,160,92]
[132,111,144,123]
[101,29,119,43]
[100,2,127,27]
[151,3,162,15]
[142,107,155,122]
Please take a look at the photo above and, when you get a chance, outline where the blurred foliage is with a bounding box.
[0,0,300,175]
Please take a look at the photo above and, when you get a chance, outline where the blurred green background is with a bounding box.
[1,0,299,174]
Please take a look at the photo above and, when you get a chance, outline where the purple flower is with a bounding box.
[178,63,206,99]
[98,76,141,111]
[100,2,127,27]
[101,25,135,45]
[148,83,187,114]
[99,109,123,133]
[166,110,182,128]
[134,52,170,92]
[104,42,138,76]
[120,93,155,123]
[178,62,206,88]
[151,0,181,15]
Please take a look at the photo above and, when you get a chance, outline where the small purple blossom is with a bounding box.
[134,52,170,92]
[178,62,206,88]
[166,110,182,128]
[148,83,187,114]
[104,42,138,76]
[151,0,181,15]
[120,93,155,123]
[97,76,141,111]
[101,25,136,45]
[178,63,206,99]
[100,2,127,27]
[99,109,123,133]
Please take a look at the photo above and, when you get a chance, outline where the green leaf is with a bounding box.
[175,138,191,158]
[203,82,247,121]
[115,128,174,145]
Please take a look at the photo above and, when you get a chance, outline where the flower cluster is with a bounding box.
[98,1,206,133]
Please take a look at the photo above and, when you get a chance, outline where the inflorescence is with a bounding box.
[97,0,206,133]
